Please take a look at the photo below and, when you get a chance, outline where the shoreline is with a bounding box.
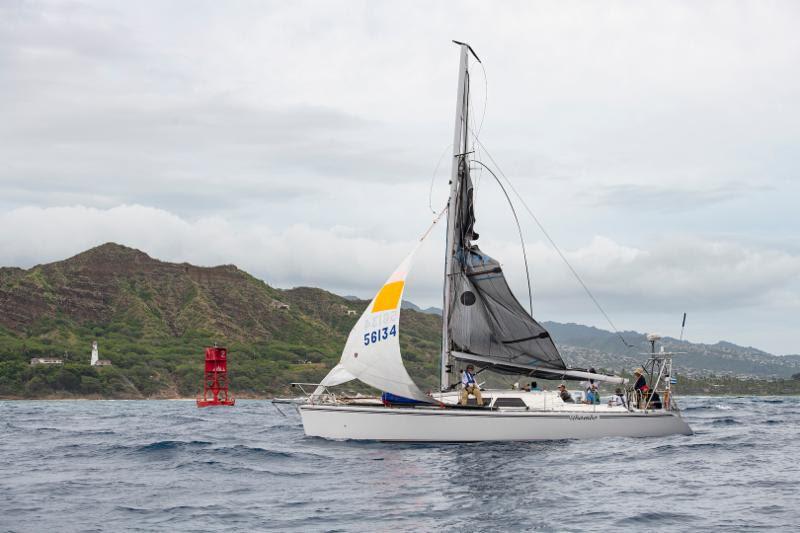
[2,393,800,401]
[0,394,280,401]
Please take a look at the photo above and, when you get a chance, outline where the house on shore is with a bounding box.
[30,358,63,366]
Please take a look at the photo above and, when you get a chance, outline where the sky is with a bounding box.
[1,1,799,354]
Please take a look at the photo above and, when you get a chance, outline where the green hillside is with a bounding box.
[0,243,441,399]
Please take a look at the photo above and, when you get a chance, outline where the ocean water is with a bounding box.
[1,397,798,532]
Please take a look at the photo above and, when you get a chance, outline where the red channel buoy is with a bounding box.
[196,346,235,407]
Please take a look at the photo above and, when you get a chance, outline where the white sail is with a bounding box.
[316,244,432,403]
[311,363,356,397]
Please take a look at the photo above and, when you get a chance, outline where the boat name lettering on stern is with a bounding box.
[568,414,598,421]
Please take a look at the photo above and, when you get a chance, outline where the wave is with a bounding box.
[616,511,697,526]
[214,444,326,461]
[132,440,212,454]
[710,417,742,426]
[652,440,756,453]
[682,404,734,412]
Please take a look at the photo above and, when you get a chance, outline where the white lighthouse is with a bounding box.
[90,341,99,366]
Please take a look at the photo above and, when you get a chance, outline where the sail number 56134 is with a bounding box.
[364,325,397,346]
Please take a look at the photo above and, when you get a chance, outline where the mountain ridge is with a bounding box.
[0,243,440,398]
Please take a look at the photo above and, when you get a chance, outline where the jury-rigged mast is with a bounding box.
[441,42,474,391]
[439,43,626,387]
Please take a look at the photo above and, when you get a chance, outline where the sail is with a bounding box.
[311,363,356,398]
[439,43,626,384]
[448,246,566,371]
[316,245,432,403]
[445,146,566,374]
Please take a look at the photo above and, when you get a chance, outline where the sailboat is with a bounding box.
[296,42,692,441]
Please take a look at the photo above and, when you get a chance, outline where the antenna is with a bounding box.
[679,312,687,341]
[646,333,661,354]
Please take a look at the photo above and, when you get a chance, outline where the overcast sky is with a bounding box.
[1,1,799,354]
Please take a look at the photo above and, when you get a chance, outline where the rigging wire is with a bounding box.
[470,159,534,315]
[419,204,448,241]
[472,136,634,349]
[471,58,489,140]
[469,100,483,194]
[468,59,489,194]
[428,143,454,214]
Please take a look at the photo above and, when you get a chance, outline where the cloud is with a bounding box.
[2,204,798,315]
[584,182,772,212]
[0,204,438,295]
[1,1,799,353]
[513,236,800,310]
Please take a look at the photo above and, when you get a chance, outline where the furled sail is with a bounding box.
[314,245,432,403]
[446,153,567,376]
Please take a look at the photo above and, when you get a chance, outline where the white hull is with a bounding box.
[299,404,693,442]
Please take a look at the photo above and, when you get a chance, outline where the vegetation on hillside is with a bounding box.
[0,243,441,399]
[0,306,442,399]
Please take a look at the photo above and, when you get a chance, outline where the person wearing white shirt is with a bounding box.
[607,388,627,408]
[460,364,484,406]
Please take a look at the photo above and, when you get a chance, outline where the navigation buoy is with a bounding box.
[197,346,235,407]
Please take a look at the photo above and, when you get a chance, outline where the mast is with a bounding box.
[441,42,470,391]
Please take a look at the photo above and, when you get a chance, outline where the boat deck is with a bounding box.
[319,389,663,415]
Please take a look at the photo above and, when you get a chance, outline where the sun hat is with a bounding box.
[634,368,644,375]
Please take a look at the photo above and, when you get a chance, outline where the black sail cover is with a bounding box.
[447,156,567,374]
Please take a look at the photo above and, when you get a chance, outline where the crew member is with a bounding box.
[460,364,484,406]
[608,388,626,407]
[633,368,648,408]
[557,384,574,403]
[581,383,600,404]
[633,368,647,391]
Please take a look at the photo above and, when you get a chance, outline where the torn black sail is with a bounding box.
[446,155,566,374]
[449,247,566,372]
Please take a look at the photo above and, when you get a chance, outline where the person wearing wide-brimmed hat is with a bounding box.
[632,367,648,408]
[633,368,647,392]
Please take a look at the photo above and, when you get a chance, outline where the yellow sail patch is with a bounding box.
[372,281,404,313]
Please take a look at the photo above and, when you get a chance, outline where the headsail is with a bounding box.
[314,243,432,403]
